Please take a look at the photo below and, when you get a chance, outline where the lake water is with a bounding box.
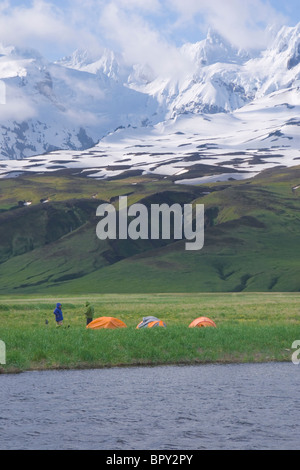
[0,363,299,450]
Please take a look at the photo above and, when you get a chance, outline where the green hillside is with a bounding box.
[0,166,299,294]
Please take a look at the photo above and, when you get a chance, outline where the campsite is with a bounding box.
[1,168,300,374]
[1,292,300,374]
[1,1,300,452]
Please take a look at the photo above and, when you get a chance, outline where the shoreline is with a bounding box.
[0,357,291,375]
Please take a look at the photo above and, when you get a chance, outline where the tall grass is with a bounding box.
[1,293,300,373]
[1,324,299,373]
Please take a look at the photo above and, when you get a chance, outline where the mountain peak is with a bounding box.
[181,29,249,68]
[273,23,300,70]
[58,48,96,69]
[206,28,229,46]
[57,47,128,82]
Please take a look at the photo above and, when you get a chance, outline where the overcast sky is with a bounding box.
[0,0,299,66]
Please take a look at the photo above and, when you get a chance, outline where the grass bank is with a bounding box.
[0,293,299,373]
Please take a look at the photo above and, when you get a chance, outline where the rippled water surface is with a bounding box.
[1,363,299,450]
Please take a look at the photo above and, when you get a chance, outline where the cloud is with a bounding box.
[167,0,288,49]
[0,0,102,58]
[80,0,288,75]
[0,0,290,67]
[98,2,192,77]
[0,1,191,75]
[0,83,36,121]
[111,0,162,12]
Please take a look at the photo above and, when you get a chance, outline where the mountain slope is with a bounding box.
[49,166,300,294]
[0,166,299,294]
[0,81,299,181]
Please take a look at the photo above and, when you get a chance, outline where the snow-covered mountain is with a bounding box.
[0,46,158,160]
[0,23,299,182]
[61,24,300,116]
[126,24,300,117]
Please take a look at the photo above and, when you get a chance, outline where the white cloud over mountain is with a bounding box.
[0,2,299,182]
[0,0,290,62]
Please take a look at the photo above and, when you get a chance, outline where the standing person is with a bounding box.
[84,301,94,326]
[53,302,63,327]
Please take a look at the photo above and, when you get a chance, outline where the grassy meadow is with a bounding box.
[0,167,300,373]
[1,292,300,373]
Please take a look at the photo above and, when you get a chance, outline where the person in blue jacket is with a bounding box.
[53,302,63,326]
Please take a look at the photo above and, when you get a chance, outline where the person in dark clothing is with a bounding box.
[53,302,63,326]
[84,301,94,326]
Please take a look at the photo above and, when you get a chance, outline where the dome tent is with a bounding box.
[136,316,166,329]
[189,317,217,328]
[86,316,127,330]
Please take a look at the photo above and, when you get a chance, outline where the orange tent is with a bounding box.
[136,316,167,329]
[86,316,127,330]
[189,317,217,328]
